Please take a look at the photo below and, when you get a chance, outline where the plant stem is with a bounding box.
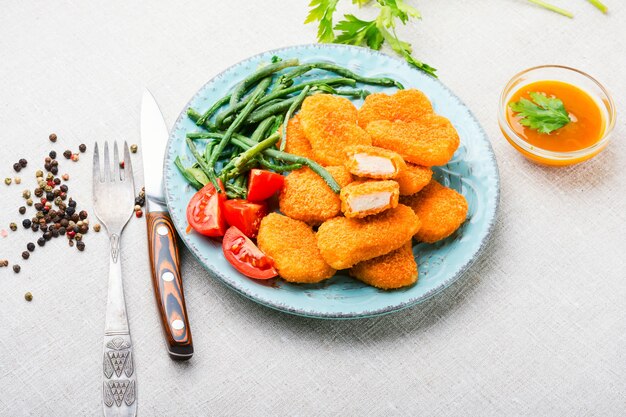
[527,0,573,18]
[587,0,608,13]
[229,58,299,106]
[280,85,310,151]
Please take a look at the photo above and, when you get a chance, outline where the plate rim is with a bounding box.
[164,43,501,319]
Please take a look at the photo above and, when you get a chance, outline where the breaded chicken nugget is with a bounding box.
[300,94,371,166]
[257,213,335,283]
[350,241,417,289]
[366,114,460,166]
[281,114,314,159]
[279,166,353,225]
[344,145,407,179]
[357,89,434,129]
[401,180,468,243]
[316,204,421,270]
[340,180,399,218]
[396,163,432,195]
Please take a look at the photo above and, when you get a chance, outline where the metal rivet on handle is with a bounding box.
[157,225,168,236]
[162,272,174,282]
[172,319,184,330]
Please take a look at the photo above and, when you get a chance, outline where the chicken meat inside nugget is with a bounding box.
[280,114,314,159]
[316,204,421,270]
[279,166,353,225]
[395,163,432,196]
[344,145,406,179]
[257,213,335,283]
[300,94,371,166]
[340,180,399,218]
[366,114,460,166]
[357,89,434,129]
[401,180,468,243]
[350,241,417,290]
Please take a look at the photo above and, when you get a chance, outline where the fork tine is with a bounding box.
[113,141,120,181]
[93,142,101,183]
[103,141,111,182]
[123,141,134,188]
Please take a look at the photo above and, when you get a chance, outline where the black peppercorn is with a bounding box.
[54,178,61,185]
[58,227,66,235]
[19,158,28,167]
[79,210,88,220]
[34,188,44,197]
[77,241,85,251]
[46,192,54,201]
[68,199,77,208]
[19,206,26,214]
[60,184,68,193]
[79,144,87,153]
[63,150,72,159]
[13,162,22,172]
[49,133,57,142]
[44,163,52,172]
[13,264,21,273]
[27,242,35,252]
[65,206,75,216]
[40,224,48,232]
[71,213,80,222]
[50,151,57,159]
[37,237,46,247]
[34,203,43,210]
[43,231,52,241]
[31,223,39,232]
[22,219,32,228]
[21,251,30,260]
[51,166,58,175]
[79,225,89,234]
[51,160,58,167]
[51,229,59,238]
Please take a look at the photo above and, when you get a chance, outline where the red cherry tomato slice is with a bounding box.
[223,199,268,238]
[222,226,278,279]
[186,180,227,237]
[247,169,285,202]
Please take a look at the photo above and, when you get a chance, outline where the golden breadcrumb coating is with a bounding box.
[300,94,371,166]
[357,89,434,129]
[316,204,421,270]
[366,114,460,166]
[344,145,407,179]
[257,213,335,283]
[401,180,468,243]
[280,114,315,159]
[279,166,353,225]
[396,163,433,195]
[350,241,417,289]
[340,180,399,218]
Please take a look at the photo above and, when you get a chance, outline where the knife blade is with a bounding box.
[140,89,193,360]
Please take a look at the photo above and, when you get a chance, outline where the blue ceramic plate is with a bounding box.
[164,44,500,319]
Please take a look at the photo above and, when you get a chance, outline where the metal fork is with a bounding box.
[93,141,137,417]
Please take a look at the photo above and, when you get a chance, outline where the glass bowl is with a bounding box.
[498,65,616,166]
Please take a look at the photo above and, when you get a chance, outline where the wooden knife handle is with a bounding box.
[146,211,193,360]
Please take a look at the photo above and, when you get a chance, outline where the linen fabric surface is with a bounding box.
[0,1,625,416]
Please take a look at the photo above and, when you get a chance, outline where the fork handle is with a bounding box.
[146,211,194,360]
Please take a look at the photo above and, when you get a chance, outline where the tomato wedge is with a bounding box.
[186,180,227,237]
[223,199,268,238]
[247,169,285,202]
[222,226,277,279]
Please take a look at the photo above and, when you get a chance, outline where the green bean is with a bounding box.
[216,77,355,128]
[245,95,306,125]
[229,58,299,107]
[251,116,276,142]
[186,138,220,189]
[258,157,302,172]
[280,85,310,151]
[196,94,230,126]
[174,157,203,190]
[208,80,268,175]
[291,62,404,89]
[224,181,246,198]
[269,115,284,136]
[222,132,280,174]
[186,167,209,186]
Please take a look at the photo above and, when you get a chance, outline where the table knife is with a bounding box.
[140,89,193,360]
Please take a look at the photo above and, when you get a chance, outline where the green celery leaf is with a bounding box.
[305,0,340,43]
[509,92,571,134]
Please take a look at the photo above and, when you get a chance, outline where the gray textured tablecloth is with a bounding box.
[1,1,625,416]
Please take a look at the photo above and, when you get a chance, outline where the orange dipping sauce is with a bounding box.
[506,80,604,152]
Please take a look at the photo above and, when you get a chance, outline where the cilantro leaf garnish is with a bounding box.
[509,92,571,134]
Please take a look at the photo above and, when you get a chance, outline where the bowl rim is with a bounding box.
[498,64,616,161]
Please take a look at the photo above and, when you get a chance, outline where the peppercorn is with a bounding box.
[77,241,85,251]
[24,292,33,301]
[53,177,61,185]
[79,225,88,234]
[68,199,76,208]
[44,163,52,172]
[51,160,58,167]
[22,219,31,228]
[49,150,57,159]
[43,231,52,241]
[35,170,43,178]
[19,206,26,215]
[71,153,80,162]
[19,158,27,167]
[79,210,88,220]
[37,237,46,246]
[21,251,30,260]
[83,219,89,225]
[75,232,83,241]
[130,144,138,153]
[4,178,12,185]
[67,230,76,239]
[22,189,31,199]
[93,223,101,232]
[63,150,72,159]
[27,242,35,252]
[68,239,74,247]
[49,133,57,142]
[65,206,75,216]
[31,223,39,232]
[9,222,17,231]
[58,227,66,235]
[51,229,59,238]
[13,162,22,172]
[14,177,21,184]
[26,198,33,206]
[134,196,145,206]
[40,225,48,233]
[34,188,43,198]
[135,209,143,218]
[0,260,8,267]
[60,192,67,201]
[60,184,68,192]
[119,161,125,169]
[13,264,20,273]
[134,204,141,211]
[51,166,58,175]
[79,143,87,153]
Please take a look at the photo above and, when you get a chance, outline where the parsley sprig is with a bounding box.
[510,92,571,134]
[305,0,437,77]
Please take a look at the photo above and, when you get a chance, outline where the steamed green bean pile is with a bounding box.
[177,56,404,199]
